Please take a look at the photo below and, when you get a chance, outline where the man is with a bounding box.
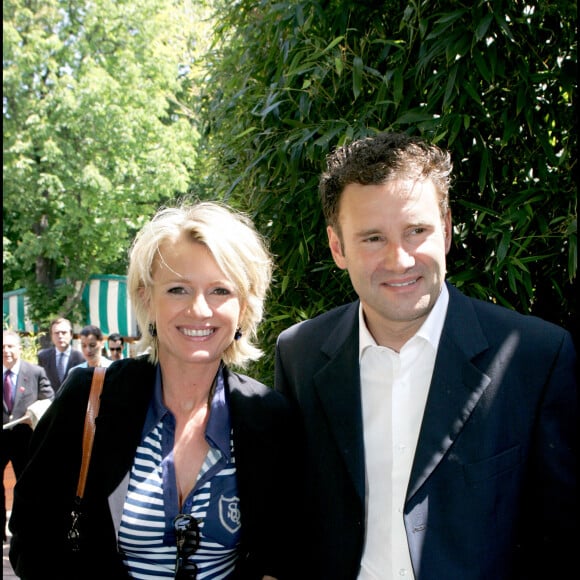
[275,132,577,579]
[37,317,84,393]
[2,330,54,540]
[107,332,125,361]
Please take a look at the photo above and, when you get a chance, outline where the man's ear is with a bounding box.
[327,225,347,270]
[443,209,452,254]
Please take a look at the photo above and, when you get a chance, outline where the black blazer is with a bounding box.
[38,346,85,393]
[275,283,577,580]
[10,356,304,579]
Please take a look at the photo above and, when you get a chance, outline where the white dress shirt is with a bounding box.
[358,285,449,579]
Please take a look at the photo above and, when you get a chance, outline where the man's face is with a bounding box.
[3,333,21,369]
[108,339,124,360]
[327,179,451,349]
[51,321,72,352]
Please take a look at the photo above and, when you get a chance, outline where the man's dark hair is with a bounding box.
[107,332,124,345]
[319,132,453,229]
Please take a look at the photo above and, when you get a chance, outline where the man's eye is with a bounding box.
[364,235,382,243]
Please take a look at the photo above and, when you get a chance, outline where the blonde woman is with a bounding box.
[10,202,304,580]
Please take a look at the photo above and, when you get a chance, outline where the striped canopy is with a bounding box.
[3,275,139,338]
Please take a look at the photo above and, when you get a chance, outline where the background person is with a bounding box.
[37,317,84,393]
[275,132,577,580]
[10,201,303,579]
[107,332,125,361]
[2,330,54,541]
[70,325,113,371]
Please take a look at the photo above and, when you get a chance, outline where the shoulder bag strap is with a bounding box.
[76,366,106,499]
[68,366,106,552]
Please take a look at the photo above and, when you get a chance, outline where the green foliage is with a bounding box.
[3,0,202,326]
[200,0,577,384]
[20,331,44,363]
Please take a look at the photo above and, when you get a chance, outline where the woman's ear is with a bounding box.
[139,285,154,319]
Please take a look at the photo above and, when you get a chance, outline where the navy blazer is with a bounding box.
[10,356,304,580]
[38,346,85,393]
[275,283,577,580]
[2,360,54,425]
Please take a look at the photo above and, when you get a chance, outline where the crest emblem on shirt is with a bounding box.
[219,494,241,534]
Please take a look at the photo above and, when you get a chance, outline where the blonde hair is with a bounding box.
[127,201,272,368]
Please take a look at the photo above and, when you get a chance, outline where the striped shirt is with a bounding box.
[118,367,241,579]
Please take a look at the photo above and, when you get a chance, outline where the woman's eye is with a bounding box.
[212,287,231,296]
[168,286,187,295]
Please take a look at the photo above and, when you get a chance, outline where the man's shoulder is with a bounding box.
[69,349,85,362]
[37,347,54,361]
[449,284,571,342]
[19,359,48,376]
[279,301,357,341]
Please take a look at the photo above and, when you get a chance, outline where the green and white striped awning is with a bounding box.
[3,288,36,334]
[3,275,139,338]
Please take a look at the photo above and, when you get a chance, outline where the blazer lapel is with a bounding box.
[93,360,156,499]
[313,303,366,503]
[407,285,491,500]
[12,365,30,410]
[47,350,57,376]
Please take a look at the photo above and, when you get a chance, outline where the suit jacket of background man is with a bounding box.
[10,357,305,580]
[37,346,85,393]
[275,282,577,580]
[2,360,54,425]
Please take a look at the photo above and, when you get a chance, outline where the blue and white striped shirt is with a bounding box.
[118,367,241,579]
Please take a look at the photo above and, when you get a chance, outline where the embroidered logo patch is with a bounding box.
[218,494,241,534]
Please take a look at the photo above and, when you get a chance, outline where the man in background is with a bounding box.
[2,329,54,540]
[107,332,125,361]
[37,317,84,394]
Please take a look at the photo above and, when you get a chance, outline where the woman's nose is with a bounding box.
[189,293,212,317]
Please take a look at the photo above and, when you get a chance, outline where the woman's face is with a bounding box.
[146,234,242,369]
[80,334,103,366]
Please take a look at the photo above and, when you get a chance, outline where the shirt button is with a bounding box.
[399,569,408,576]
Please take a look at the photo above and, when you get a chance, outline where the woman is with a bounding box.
[70,324,114,370]
[9,202,304,579]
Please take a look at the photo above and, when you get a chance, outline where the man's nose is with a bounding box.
[383,242,415,271]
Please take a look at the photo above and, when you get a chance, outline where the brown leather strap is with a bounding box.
[75,367,106,499]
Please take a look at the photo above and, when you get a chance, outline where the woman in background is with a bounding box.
[70,324,113,370]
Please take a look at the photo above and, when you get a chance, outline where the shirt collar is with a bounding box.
[205,369,232,459]
[359,283,449,360]
[3,361,21,376]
